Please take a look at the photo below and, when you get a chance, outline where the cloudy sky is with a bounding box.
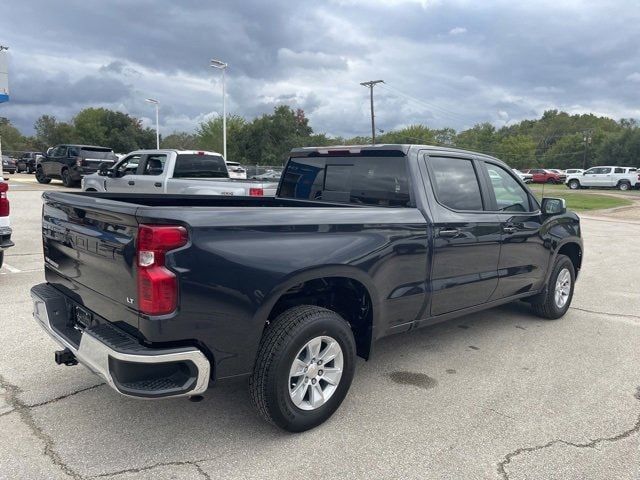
[2,0,640,137]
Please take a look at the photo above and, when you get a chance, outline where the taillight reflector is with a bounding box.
[0,182,9,217]
[249,188,264,196]
[136,225,188,315]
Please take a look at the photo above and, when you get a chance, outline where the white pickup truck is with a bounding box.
[565,166,639,191]
[82,150,278,196]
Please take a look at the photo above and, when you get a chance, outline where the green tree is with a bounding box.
[72,108,156,153]
[494,135,537,169]
[34,115,77,150]
[454,122,497,153]
[161,132,199,150]
[0,117,29,153]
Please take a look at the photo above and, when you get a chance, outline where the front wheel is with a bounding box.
[528,254,575,319]
[568,179,580,190]
[0,251,3,269]
[249,305,356,432]
[35,167,51,184]
[618,181,630,191]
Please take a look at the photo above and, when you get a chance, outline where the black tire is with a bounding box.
[618,181,630,191]
[61,169,77,188]
[85,188,97,192]
[35,167,51,184]
[529,254,575,319]
[568,179,580,190]
[546,178,555,184]
[0,251,3,269]
[15,164,21,173]
[249,305,356,432]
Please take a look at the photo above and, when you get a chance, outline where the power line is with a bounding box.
[378,83,469,124]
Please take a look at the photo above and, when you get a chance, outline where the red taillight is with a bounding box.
[0,182,9,217]
[249,188,264,196]
[136,225,188,315]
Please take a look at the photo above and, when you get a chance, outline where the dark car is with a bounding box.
[1,155,16,174]
[16,151,44,173]
[31,144,582,432]
[36,144,117,187]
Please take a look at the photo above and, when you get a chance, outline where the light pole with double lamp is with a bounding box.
[210,59,228,160]
[145,98,160,149]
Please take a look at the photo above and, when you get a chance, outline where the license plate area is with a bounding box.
[74,305,93,330]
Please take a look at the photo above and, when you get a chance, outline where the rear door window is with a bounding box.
[427,157,484,211]
[279,156,411,207]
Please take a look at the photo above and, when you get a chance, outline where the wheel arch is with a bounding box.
[256,266,380,361]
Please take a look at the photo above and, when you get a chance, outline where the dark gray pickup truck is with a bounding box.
[31,144,582,431]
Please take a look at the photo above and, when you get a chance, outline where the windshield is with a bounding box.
[173,154,229,178]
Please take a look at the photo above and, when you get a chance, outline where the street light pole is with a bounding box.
[145,98,160,149]
[360,80,384,145]
[210,59,228,160]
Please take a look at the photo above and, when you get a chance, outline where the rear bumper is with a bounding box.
[31,283,210,399]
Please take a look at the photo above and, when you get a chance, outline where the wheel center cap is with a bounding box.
[307,363,319,378]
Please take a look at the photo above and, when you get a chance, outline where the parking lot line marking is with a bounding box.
[2,263,22,273]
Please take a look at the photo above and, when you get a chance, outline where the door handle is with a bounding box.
[503,225,517,234]
[128,180,135,186]
[154,182,162,187]
[439,228,461,238]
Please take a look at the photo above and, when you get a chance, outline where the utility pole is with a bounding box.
[582,130,592,170]
[360,80,384,145]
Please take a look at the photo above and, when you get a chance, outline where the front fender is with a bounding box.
[82,174,106,192]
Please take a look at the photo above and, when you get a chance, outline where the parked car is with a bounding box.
[82,150,278,196]
[523,168,566,184]
[36,144,118,187]
[225,161,247,179]
[1,155,16,174]
[0,180,13,269]
[564,168,584,175]
[512,169,533,183]
[16,151,44,173]
[31,144,583,431]
[565,166,640,190]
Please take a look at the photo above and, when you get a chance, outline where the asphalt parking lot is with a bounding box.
[1,175,639,480]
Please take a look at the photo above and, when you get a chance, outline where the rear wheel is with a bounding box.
[568,179,580,190]
[61,169,77,188]
[528,254,575,319]
[249,305,356,432]
[618,181,630,191]
[35,167,51,184]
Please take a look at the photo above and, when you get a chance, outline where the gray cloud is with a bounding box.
[2,0,640,138]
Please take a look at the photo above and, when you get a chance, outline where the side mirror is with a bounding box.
[541,197,566,215]
[98,162,111,176]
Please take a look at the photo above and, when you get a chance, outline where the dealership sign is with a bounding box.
[0,49,8,103]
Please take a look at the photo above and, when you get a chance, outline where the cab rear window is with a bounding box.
[279,156,411,207]
[173,154,228,178]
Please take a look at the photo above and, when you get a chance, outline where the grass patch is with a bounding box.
[531,191,633,211]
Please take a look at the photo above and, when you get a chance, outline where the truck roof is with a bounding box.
[289,144,499,161]
[125,149,223,156]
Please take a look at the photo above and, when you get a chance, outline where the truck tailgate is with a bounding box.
[42,192,140,329]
